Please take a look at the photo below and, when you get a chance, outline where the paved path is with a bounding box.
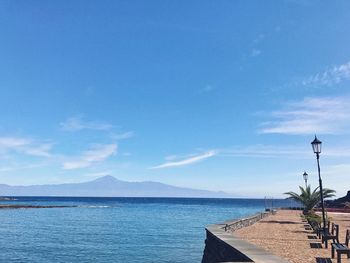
[234,210,350,263]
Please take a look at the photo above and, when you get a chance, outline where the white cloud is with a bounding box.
[0,163,47,173]
[324,147,350,158]
[260,96,350,135]
[61,116,113,131]
[302,61,350,87]
[63,144,117,170]
[150,150,217,169]
[110,131,134,140]
[0,136,52,157]
[23,143,53,157]
[251,49,261,57]
[220,145,309,159]
[0,137,31,147]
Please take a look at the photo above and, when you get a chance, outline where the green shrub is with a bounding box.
[305,213,322,224]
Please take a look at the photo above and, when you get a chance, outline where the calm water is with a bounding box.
[0,197,297,262]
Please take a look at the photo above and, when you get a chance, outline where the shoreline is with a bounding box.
[0,204,77,209]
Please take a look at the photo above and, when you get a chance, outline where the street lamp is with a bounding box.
[311,135,327,236]
[303,171,308,188]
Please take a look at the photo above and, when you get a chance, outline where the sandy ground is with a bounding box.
[234,210,350,263]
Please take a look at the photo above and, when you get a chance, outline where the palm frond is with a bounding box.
[284,185,336,213]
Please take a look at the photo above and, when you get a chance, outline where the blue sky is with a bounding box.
[0,0,350,197]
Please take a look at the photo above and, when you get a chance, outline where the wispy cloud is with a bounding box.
[61,116,113,132]
[302,61,350,87]
[22,143,53,157]
[0,163,47,173]
[0,136,52,157]
[150,151,217,169]
[253,34,265,44]
[0,137,31,147]
[63,144,117,170]
[110,131,134,140]
[324,147,350,158]
[260,96,350,135]
[220,143,350,159]
[203,142,350,160]
[251,49,261,57]
[248,32,272,59]
[220,145,309,159]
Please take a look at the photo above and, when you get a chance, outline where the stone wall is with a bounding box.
[202,229,252,263]
[201,212,289,263]
[224,212,269,232]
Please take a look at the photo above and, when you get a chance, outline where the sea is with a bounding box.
[0,197,299,263]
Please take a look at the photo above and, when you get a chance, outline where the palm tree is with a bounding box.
[284,185,336,214]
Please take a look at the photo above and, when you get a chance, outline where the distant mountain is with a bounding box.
[0,175,233,198]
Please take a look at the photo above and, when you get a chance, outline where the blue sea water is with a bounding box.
[0,197,298,262]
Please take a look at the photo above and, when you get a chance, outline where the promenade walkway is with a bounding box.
[234,210,350,263]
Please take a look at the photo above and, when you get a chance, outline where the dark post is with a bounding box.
[311,136,327,238]
[316,153,327,235]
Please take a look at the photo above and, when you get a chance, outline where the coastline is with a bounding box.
[0,204,77,209]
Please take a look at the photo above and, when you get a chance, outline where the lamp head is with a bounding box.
[311,135,322,154]
[303,171,308,181]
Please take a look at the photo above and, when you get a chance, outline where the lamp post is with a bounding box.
[303,171,308,188]
[311,135,327,236]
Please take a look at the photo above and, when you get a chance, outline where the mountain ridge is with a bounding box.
[0,175,233,198]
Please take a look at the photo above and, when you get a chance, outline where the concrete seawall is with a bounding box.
[201,212,289,263]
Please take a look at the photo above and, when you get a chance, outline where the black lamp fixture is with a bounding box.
[311,136,322,155]
[311,135,327,238]
[302,171,308,188]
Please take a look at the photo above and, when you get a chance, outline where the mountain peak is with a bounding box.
[92,175,119,183]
